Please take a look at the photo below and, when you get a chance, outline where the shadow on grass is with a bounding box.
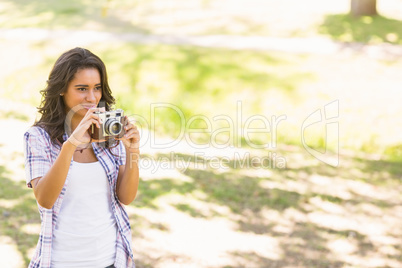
[183,168,304,214]
[224,222,374,268]
[131,149,402,266]
[174,203,207,218]
[135,178,195,209]
[2,0,149,34]
[136,151,401,214]
[0,166,31,200]
[0,165,40,266]
[3,147,401,267]
[319,13,402,45]
[290,152,402,187]
[354,156,402,186]
[129,213,170,241]
[134,153,304,214]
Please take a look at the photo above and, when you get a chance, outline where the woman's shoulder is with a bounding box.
[25,125,49,137]
[24,125,52,144]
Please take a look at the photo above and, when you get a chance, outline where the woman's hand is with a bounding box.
[116,116,140,154]
[68,107,105,148]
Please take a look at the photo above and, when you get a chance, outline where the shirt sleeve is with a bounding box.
[117,141,126,166]
[23,128,52,188]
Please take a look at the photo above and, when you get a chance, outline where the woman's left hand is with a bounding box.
[116,116,140,154]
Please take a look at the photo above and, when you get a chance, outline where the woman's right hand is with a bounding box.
[67,107,105,148]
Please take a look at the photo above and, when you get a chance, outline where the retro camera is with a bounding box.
[90,109,126,140]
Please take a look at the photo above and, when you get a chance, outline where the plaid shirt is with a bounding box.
[24,126,135,268]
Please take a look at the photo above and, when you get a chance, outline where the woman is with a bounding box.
[24,47,139,268]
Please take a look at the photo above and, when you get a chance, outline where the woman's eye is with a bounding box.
[77,88,86,91]
[95,87,102,91]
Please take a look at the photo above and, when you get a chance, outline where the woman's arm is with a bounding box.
[30,107,103,209]
[31,141,76,209]
[116,153,140,205]
[116,117,140,205]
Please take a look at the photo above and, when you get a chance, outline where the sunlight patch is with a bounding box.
[20,223,41,235]
[0,236,24,268]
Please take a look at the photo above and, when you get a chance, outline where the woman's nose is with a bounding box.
[86,89,96,102]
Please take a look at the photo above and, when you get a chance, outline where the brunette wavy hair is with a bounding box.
[35,47,116,146]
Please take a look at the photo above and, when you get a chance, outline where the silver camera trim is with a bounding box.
[93,108,125,138]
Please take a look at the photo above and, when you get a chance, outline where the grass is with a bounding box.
[129,149,402,267]
[319,14,402,45]
[2,39,400,155]
[384,144,402,162]
[0,0,148,33]
[0,166,40,265]
[2,41,316,149]
[2,145,399,267]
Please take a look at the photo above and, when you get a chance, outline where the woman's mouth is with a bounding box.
[82,104,97,110]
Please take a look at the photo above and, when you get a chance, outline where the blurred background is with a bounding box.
[0,0,401,267]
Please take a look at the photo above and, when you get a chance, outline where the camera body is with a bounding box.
[90,109,126,140]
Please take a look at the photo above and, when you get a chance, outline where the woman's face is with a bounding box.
[63,68,102,118]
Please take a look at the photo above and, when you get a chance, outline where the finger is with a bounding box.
[82,118,101,129]
[86,107,99,114]
[124,124,132,132]
[124,128,138,136]
[124,124,137,131]
[85,107,104,118]
[91,113,103,124]
[83,109,98,121]
[125,115,137,125]
[83,113,103,125]
[115,129,138,139]
[76,119,100,137]
[125,132,140,141]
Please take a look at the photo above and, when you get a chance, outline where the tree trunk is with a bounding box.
[351,0,377,17]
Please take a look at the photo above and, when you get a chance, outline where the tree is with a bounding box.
[351,0,377,17]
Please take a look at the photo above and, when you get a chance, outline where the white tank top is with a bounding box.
[51,161,117,268]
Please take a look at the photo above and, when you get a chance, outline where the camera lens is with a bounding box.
[111,122,121,134]
[105,119,122,135]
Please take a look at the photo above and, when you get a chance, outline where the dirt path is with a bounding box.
[2,27,402,61]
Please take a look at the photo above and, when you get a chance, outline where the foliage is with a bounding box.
[319,14,402,45]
